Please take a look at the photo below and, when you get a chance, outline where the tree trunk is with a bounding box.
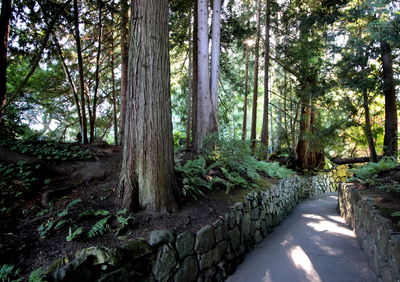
[250,0,261,151]
[74,0,89,144]
[118,0,177,212]
[90,0,103,143]
[119,0,129,145]
[194,0,217,153]
[53,38,83,134]
[362,90,378,162]
[191,0,198,150]
[210,0,221,127]
[111,9,119,146]
[186,10,193,150]
[295,98,311,169]
[381,41,398,156]
[242,46,249,141]
[0,0,12,131]
[260,0,270,152]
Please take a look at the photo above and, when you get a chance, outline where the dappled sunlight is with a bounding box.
[307,219,355,238]
[301,213,324,220]
[280,234,294,247]
[289,246,322,282]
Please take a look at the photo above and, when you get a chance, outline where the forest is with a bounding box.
[0,0,399,280]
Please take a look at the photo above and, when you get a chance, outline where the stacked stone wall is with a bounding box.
[47,173,339,282]
[339,184,400,282]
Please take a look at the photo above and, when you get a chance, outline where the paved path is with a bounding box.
[226,192,377,282]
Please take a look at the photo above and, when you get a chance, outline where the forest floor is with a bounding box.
[0,143,279,277]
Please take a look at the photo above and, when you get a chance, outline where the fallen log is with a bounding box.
[330,157,371,165]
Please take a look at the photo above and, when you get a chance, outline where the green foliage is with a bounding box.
[58,199,82,217]
[87,216,111,239]
[79,210,111,217]
[391,211,400,217]
[351,158,398,182]
[0,139,92,161]
[38,219,57,239]
[256,161,297,179]
[0,264,21,282]
[28,268,45,282]
[66,227,84,242]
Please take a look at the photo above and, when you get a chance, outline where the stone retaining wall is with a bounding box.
[338,184,400,282]
[47,173,339,282]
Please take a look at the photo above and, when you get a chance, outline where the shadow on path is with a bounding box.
[226,192,377,282]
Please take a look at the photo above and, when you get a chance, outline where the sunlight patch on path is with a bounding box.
[289,246,322,282]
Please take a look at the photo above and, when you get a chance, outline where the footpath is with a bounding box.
[226,192,377,282]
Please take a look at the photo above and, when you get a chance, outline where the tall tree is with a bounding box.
[118,0,177,212]
[242,44,250,140]
[250,0,261,151]
[210,0,221,126]
[260,0,270,153]
[193,0,217,152]
[119,0,129,144]
[89,0,103,143]
[381,41,397,156]
[0,0,12,130]
[191,0,198,150]
[74,0,88,144]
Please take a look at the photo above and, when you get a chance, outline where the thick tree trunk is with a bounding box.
[330,157,371,165]
[362,90,378,162]
[74,0,88,144]
[90,0,103,143]
[118,0,177,212]
[210,0,221,127]
[119,0,129,145]
[242,46,249,141]
[0,0,12,131]
[250,0,261,151]
[381,41,398,156]
[191,0,198,150]
[194,0,217,153]
[295,99,311,169]
[260,0,270,152]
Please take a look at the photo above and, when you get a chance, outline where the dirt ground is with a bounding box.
[0,145,278,277]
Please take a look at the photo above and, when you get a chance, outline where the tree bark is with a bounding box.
[362,90,378,162]
[0,0,12,130]
[381,41,398,156]
[90,0,103,143]
[260,0,270,152]
[119,0,129,145]
[250,0,261,151]
[295,99,311,169]
[242,46,249,141]
[210,0,221,127]
[186,10,193,150]
[74,0,89,144]
[193,0,217,153]
[118,0,177,212]
[191,0,198,150]
[330,157,371,165]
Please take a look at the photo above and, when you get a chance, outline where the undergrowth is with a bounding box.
[176,138,296,200]
[351,157,400,192]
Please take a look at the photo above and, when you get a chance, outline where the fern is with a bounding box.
[28,268,44,282]
[54,219,69,231]
[38,219,56,238]
[87,216,110,239]
[0,264,21,282]
[79,209,111,218]
[58,198,82,217]
[351,157,398,182]
[66,226,84,241]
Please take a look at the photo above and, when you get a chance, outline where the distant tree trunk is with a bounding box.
[186,11,193,150]
[118,0,177,212]
[111,10,119,146]
[74,0,88,144]
[191,0,198,150]
[210,0,221,127]
[194,0,217,153]
[296,97,311,169]
[53,38,83,134]
[250,0,261,151]
[242,46,250,141]
[90,0,103,143]
[381,41,398,156]
[0,0,12,131]
[362,90,377,162]
[260,0,270,153]
[119,0,129,145]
